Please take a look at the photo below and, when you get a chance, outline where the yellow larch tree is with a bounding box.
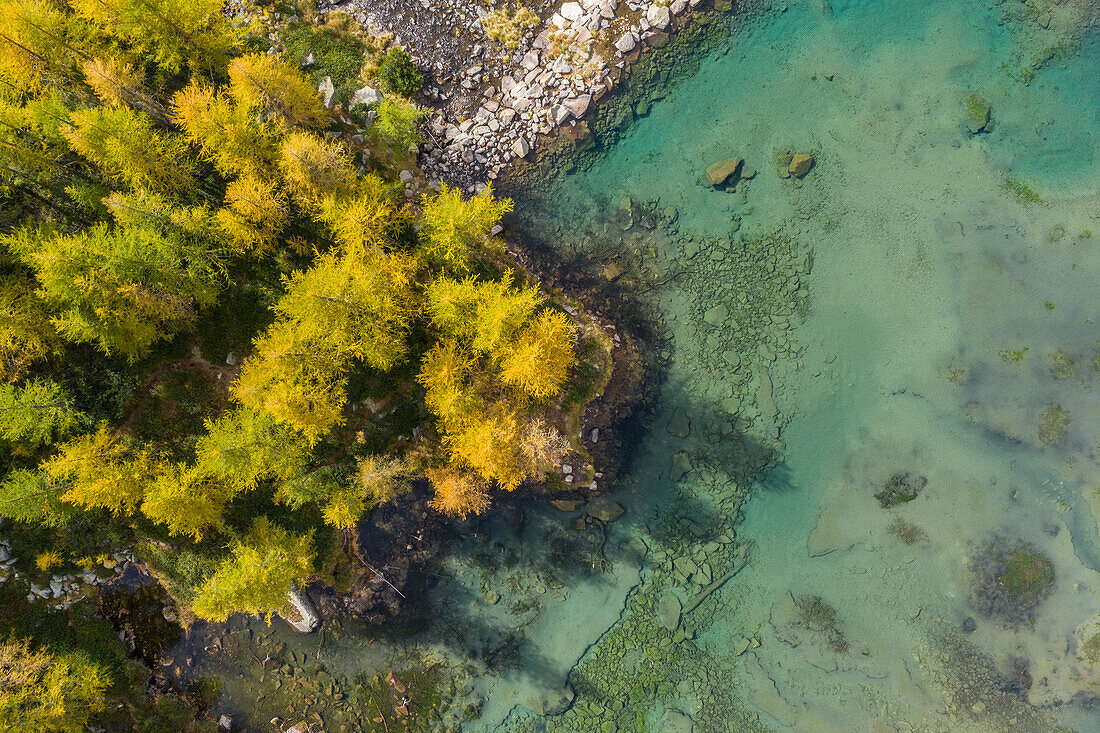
[418,183,513,273]
[426,466,491,519]
[499,308,577,399]
[227,53,326,130]
[42,425,153,514]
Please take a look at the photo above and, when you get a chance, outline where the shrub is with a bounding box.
[377,48,422,97]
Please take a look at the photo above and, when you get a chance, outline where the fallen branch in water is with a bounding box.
[682,544,750,617]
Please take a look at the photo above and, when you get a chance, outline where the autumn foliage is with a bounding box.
[0,0,583,629]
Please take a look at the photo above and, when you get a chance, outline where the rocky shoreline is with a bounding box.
[320,0,734,189]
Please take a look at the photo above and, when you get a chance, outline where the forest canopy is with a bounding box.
[0,0,587,640]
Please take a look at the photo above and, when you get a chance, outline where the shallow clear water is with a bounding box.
[505,0,1100,729]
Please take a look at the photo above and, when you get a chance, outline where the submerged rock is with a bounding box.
[661,708,694,733]
[962,93,991,134]
[703,304,728,326]
[667,407,691,437]
[705,157,743,186]
[656,592,682,631]
[788,153,814,178]
[669,451,692,481]
[587,495,624,522]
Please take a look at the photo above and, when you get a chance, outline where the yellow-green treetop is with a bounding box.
[0,0,82,95]
[171,82,277,178]
[228,53,326,130]
[69,0,237,76]
[499,308,577,399]
[63,106,195,194]
[278,130,358,210]
[319,174,410,256]
[141,462,234,539]
[0,379,84,444]
[426,466,490,519]
[193,408,312,491]
[217,174,289,253]
[42,424,152,514]
[418,183,513,273]
[4,219,223,359]
[443,402,526,491]
[418,339,479,424]
[190,517,314,623]
[0,637,109,732]
[232,318,351,443]
[81,56,148,111]
[0,275,57,381]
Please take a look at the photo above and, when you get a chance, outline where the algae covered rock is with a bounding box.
[962,93,991,134]
[788,153,814,178]
[661,708,693,732]
[666,407,691,437]
[970,537,1054,627]
[656,592,682,631]
[705,157,743,186]
[587,495,624,522]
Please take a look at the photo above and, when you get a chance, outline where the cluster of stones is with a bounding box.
[0,540,134,609]
[322,0,711,190]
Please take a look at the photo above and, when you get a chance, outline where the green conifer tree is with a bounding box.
[0,379,84,444]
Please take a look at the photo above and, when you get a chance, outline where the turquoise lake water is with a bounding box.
[500,0,1100,729]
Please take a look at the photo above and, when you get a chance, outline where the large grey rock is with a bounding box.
[564,94,592,118]
[560,1,584,21]
[614,32,637,53]
[282,588,320,633]
[656,592,682,631]
[551,104,571,124]
[511,137,530,157]
[349,85,381,107]
[646,4,671,29]
[318,76,335,108]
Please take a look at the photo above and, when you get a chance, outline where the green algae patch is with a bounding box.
[971,537,1055,627]
[998,346,1029,363]
[875,472,926,507]
[1004,177,1042,203]
[1000,543,1054,603]
[962,93,992,133]
[1048,349,1075,379]
[1038,404,1071,445]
